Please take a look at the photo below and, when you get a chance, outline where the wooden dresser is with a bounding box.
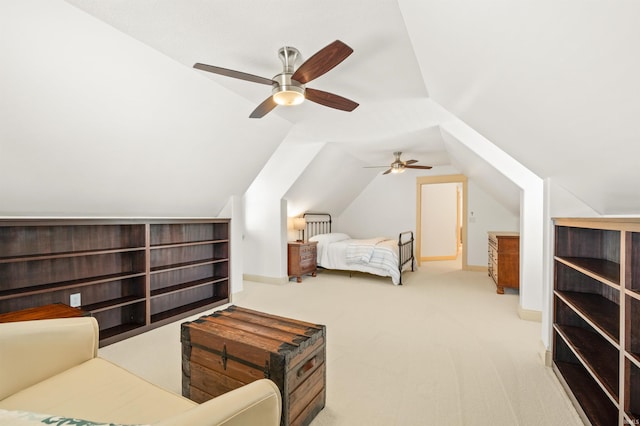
[487,232,520,294]
[288,241,318,283]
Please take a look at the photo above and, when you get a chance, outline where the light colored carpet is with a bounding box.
[99,260,583,426]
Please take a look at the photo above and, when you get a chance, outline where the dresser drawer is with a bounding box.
[300,255,315,268]
[300,244,315,256]
[299,243,316,266]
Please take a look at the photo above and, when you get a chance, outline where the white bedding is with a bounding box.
[310,233,408,285]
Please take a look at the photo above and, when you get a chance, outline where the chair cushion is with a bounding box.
[0,358,196,425]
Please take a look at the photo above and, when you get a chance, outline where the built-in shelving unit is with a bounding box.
[0,219,230,346]
[553,218,640,425]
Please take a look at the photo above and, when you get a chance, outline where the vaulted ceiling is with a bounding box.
[2,0,639,216]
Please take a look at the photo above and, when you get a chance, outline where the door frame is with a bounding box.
[416,174,468,269]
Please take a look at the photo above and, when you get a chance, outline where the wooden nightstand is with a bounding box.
[288,241,318,283]
[488,232,520,294]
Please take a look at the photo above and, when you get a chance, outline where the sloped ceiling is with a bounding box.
[0,1,291,216]
[64,0,429,129]
[399,0,640,214]
[5,0,640,216]
[65,0,640,215]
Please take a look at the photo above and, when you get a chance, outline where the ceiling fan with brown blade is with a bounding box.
[194,40,359,118]
[365,152,433,175]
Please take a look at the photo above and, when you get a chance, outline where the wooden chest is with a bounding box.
[181,305,326,426]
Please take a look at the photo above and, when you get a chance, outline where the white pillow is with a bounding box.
[309,233,351,243]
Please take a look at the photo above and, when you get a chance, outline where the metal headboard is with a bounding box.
[303,212,332,240]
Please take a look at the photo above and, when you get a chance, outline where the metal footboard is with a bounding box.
[398,231,415,285]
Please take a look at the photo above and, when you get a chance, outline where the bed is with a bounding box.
[304,212,415,285]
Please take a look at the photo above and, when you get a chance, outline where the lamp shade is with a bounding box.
[293,217,306,231]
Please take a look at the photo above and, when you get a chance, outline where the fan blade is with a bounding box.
[194,63,276,86]
[405,165,433,170]
[383,169,393,175]
[305,88,358,112]
[405,159,418,165]
[249,96,278,118]
[292,40,353,84]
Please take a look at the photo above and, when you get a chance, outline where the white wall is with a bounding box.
[335,167,453,238]
[243,142,325,281]
[284,143,377,218]
[466,180,519,266]
[242,196,288,282]
[219,195,243,295]
[441,121,544,316]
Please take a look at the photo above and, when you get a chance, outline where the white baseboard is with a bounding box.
[539,340,552,367]
[518,304,542,322]
[242,274,289,285]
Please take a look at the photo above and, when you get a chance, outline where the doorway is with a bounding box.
[416,174,468,269]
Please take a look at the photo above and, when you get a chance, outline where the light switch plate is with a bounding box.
[70,293,81,308]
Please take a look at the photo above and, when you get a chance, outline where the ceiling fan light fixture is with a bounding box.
[390,159,406,174]
[272,85,305,106]
[272,71,305,106]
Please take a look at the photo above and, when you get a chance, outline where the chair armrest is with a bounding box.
[154,379,282,426]
[0,317,99,401]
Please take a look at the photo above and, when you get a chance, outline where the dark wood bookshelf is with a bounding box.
[0,247,147,263]
[150,258,226,273]
[100,322,146,344]
[554,324,619,399]
[150,239,228,249]
[150,277,227,298]
[82,295,147,313]
[0,272,147,300]
[556,256,620,286]
[553,218,640,426]
[150,297,222,324]
[554,361,618,426]
[0,219,231,346]
[554,290,620,343]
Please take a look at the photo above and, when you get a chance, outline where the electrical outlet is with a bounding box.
[70,293,81,308]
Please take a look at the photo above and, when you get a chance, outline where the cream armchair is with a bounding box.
[0,317,281,426]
